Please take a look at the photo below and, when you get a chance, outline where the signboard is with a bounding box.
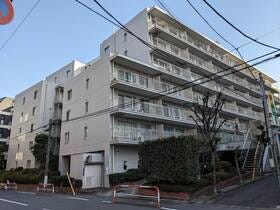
[0,0,14,25]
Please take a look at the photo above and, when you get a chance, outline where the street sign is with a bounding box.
[0,0,14,25]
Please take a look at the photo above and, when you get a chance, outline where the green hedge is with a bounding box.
[0,168,81,187]
[109,169,144,186]
[138,135,200,185]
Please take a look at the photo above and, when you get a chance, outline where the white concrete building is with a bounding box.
[6,60,85,169]
[7,6,280,188]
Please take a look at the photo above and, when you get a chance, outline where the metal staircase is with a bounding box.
[242,140,264,178]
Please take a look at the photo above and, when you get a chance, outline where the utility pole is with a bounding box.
[44,119,53,186]
[259,73,280,184]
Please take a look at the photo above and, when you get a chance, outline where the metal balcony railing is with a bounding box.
[113,68,193,100]
[113,127,185,143]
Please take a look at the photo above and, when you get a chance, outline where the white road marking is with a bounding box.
[17,191,36,195]
[161,207,178,210]
[101,200,112,204]
[42,208,51,210]
[66,196,89,201]
[0,198,29,206]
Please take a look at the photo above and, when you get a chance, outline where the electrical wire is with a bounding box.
[0,0,42,53]
[185,0,257,80]
[201,0,280,51]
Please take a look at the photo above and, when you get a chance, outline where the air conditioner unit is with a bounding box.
[83,153,104,164]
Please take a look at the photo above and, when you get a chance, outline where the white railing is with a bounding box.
[152,37,189,60]
[223,103,238,112]
[113,127,185,143]
[152,57,192,80]
[113,68,192,100]
[218,132,245,144]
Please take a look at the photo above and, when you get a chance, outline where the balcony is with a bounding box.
[112,68,193,103]
[54,86,64,104]
[151,37,189,62]
[112,127,185,144]
[148,16,257,80]
[112,101,194,126]
[217,132,246,151]
[152,57,192,81]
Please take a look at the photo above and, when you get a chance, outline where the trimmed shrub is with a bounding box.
[216,161,234,173]
[50,176,82,188]
[138,136,200,185]
[109,169,144,186]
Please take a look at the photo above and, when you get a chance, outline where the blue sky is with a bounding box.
[0,0,279,97]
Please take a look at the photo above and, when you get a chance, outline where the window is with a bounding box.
[17,144,20,152]
[65,132,70,144]
[30,124,34,132]
[86,78,89,90]
[124,32,127,42]
[33,90,38,100]
[19,127,22,134]
[104,46,110,55]
[124,50,128,56]
[85,101,89,113]
[20,112,24,122]
[66,110,71,121]
[26,160,31,168]
[32,107,36,116]
[29,141,33,150]
[67,89,72,100]
[66,70,71,78]
[54,76,57,83]
[22,97,25,105]
[84,126,88,139]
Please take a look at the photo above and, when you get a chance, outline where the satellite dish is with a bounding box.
[0,0,14,25]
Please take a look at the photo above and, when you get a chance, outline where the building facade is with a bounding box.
[0,97,13,143]
[7,7,280,188]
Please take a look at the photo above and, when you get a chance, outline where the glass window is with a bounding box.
[67,89,72,100]
[85,101,89,113]
[33,91,38,100]
[84,126,88,139]
[29,141,33,150]
[86,78,89,90]
[32,107,36,116]
[65,132,70,144]
[22,97,25,105]
[66,70,71,78]
[66,110,71,121]
[104,46,110,55]
[124,33,127,42]
[30,124,34,132]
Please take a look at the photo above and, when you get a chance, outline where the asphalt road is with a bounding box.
[212,175,280,209]
[0,190,255,210]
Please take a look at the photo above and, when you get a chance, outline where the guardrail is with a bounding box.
[0,183,17,190]
[37,183,54,193]
[113,184,160,208]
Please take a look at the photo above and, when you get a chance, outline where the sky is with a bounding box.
[0,0,279,97]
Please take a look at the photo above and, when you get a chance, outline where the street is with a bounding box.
[212,175,280,209]
[0,190,255,210]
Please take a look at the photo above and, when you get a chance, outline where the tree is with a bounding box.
[0,142,8,170]
[191,92,226,194]
[31,134,58,170]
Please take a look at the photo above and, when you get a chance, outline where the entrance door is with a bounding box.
[83,165,102,189]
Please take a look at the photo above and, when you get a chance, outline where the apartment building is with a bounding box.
[58,7,279,188]
[6,61,85,169]
[0,97,13,143]
[7,6,280,188]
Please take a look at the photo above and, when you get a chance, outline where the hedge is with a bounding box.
[109,169,144,186]
[138,135,200,185]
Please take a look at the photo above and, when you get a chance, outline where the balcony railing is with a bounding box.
[152,57,192,80]
[218,132,245,144]
[152,37,189,60]
[149,16,257,79]
[115,100,192,122]
[113,68,193,100]
[223,103,238,112]
[238,107,254,117]
[113,127,185,143]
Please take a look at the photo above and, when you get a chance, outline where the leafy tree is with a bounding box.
[0,142,8,170]
[31,134,58,170]
[191,92,225,194]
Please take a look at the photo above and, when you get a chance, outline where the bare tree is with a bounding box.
[191,92,226,194]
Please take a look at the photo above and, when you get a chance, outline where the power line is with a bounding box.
[0,0,41,53]
[8,51,280,143]
[201,0,280,51]
[155,0,176,18]
[62,51,280,124]
[185,0,257,80]
[229,26,280,52]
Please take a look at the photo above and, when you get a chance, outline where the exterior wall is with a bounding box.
[100,8,151,64]
[7,81,46,169]
[59,57,112,186]
[113,146,139,173]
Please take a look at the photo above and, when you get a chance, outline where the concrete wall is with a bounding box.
[100,8,151,64]
[113,146,139,173]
